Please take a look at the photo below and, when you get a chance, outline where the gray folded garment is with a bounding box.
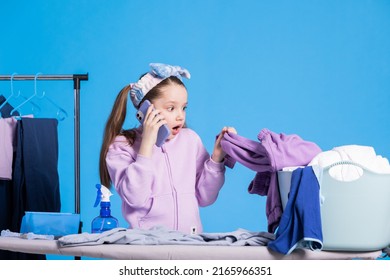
[58,226,275,247]
[1,229,54,240]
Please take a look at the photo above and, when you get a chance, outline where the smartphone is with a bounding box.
[136,100,170,147]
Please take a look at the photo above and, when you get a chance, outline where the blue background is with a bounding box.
[1,0,390,260]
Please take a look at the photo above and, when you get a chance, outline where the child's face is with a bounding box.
[152,84,188,140]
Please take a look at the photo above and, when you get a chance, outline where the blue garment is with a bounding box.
[11,118,61,260]
[0,180,14,259]
[267,166,323,254]
[12,118,61,230]
[0,95,19,118]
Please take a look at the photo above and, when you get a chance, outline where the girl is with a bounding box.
[99,63,236,234]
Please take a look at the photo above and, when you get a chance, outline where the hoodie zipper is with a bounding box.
[161,145,178,230]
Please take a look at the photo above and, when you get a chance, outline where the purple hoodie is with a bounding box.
[106,127,226,234]
[221,128,322,233]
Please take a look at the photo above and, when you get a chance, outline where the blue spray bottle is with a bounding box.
[91,184,119,233]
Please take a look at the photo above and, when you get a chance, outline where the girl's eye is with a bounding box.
[167,107,174,112]
[183,106,187,111]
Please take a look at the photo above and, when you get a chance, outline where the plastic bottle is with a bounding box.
[91,184,119,233]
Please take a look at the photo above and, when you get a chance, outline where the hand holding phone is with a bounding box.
[136,100,170,147]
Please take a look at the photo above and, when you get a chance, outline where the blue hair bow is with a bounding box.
[149,63,191,81]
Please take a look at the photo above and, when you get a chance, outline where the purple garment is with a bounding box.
[220,128,322,233]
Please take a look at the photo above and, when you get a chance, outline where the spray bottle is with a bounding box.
[91,184,119,233]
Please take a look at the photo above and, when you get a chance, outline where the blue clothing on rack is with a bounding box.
[12,117,61,231]
[267,166,323,255]
[0,180,13,259]
[0,95,19,118]
[10,117,61,260]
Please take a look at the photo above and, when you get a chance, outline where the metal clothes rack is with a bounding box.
[0,74,89,217]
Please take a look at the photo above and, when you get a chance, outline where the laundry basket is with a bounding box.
[277,162,390,251]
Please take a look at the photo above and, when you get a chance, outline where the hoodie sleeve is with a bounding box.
[192,132,226,207]
[105,136,154,208]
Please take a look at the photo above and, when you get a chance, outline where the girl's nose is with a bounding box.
[176,110,184,120]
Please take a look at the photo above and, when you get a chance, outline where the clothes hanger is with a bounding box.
[0,73,25,118]
[44,94,68,121]
[0,73,20,111]
[18,95,42,116]
[9,73,68,121]
[34,73,68,121]
[10,73,44,116]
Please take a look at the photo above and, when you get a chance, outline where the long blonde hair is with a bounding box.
[99,76,186,188]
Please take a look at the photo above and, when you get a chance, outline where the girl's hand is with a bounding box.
[212,126,237,162]
[139,104,168,157]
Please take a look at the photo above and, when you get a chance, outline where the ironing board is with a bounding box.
[0,236,382,260]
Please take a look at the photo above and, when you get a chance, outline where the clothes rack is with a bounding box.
[0,74,89,218]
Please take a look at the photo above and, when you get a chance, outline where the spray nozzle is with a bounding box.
[94,183,113,208]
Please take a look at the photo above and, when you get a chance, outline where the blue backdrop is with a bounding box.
[1,0,389,259]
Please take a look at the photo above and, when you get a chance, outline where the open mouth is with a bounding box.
[172,125,181,134]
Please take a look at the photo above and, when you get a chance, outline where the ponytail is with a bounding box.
[99,84,136,188]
